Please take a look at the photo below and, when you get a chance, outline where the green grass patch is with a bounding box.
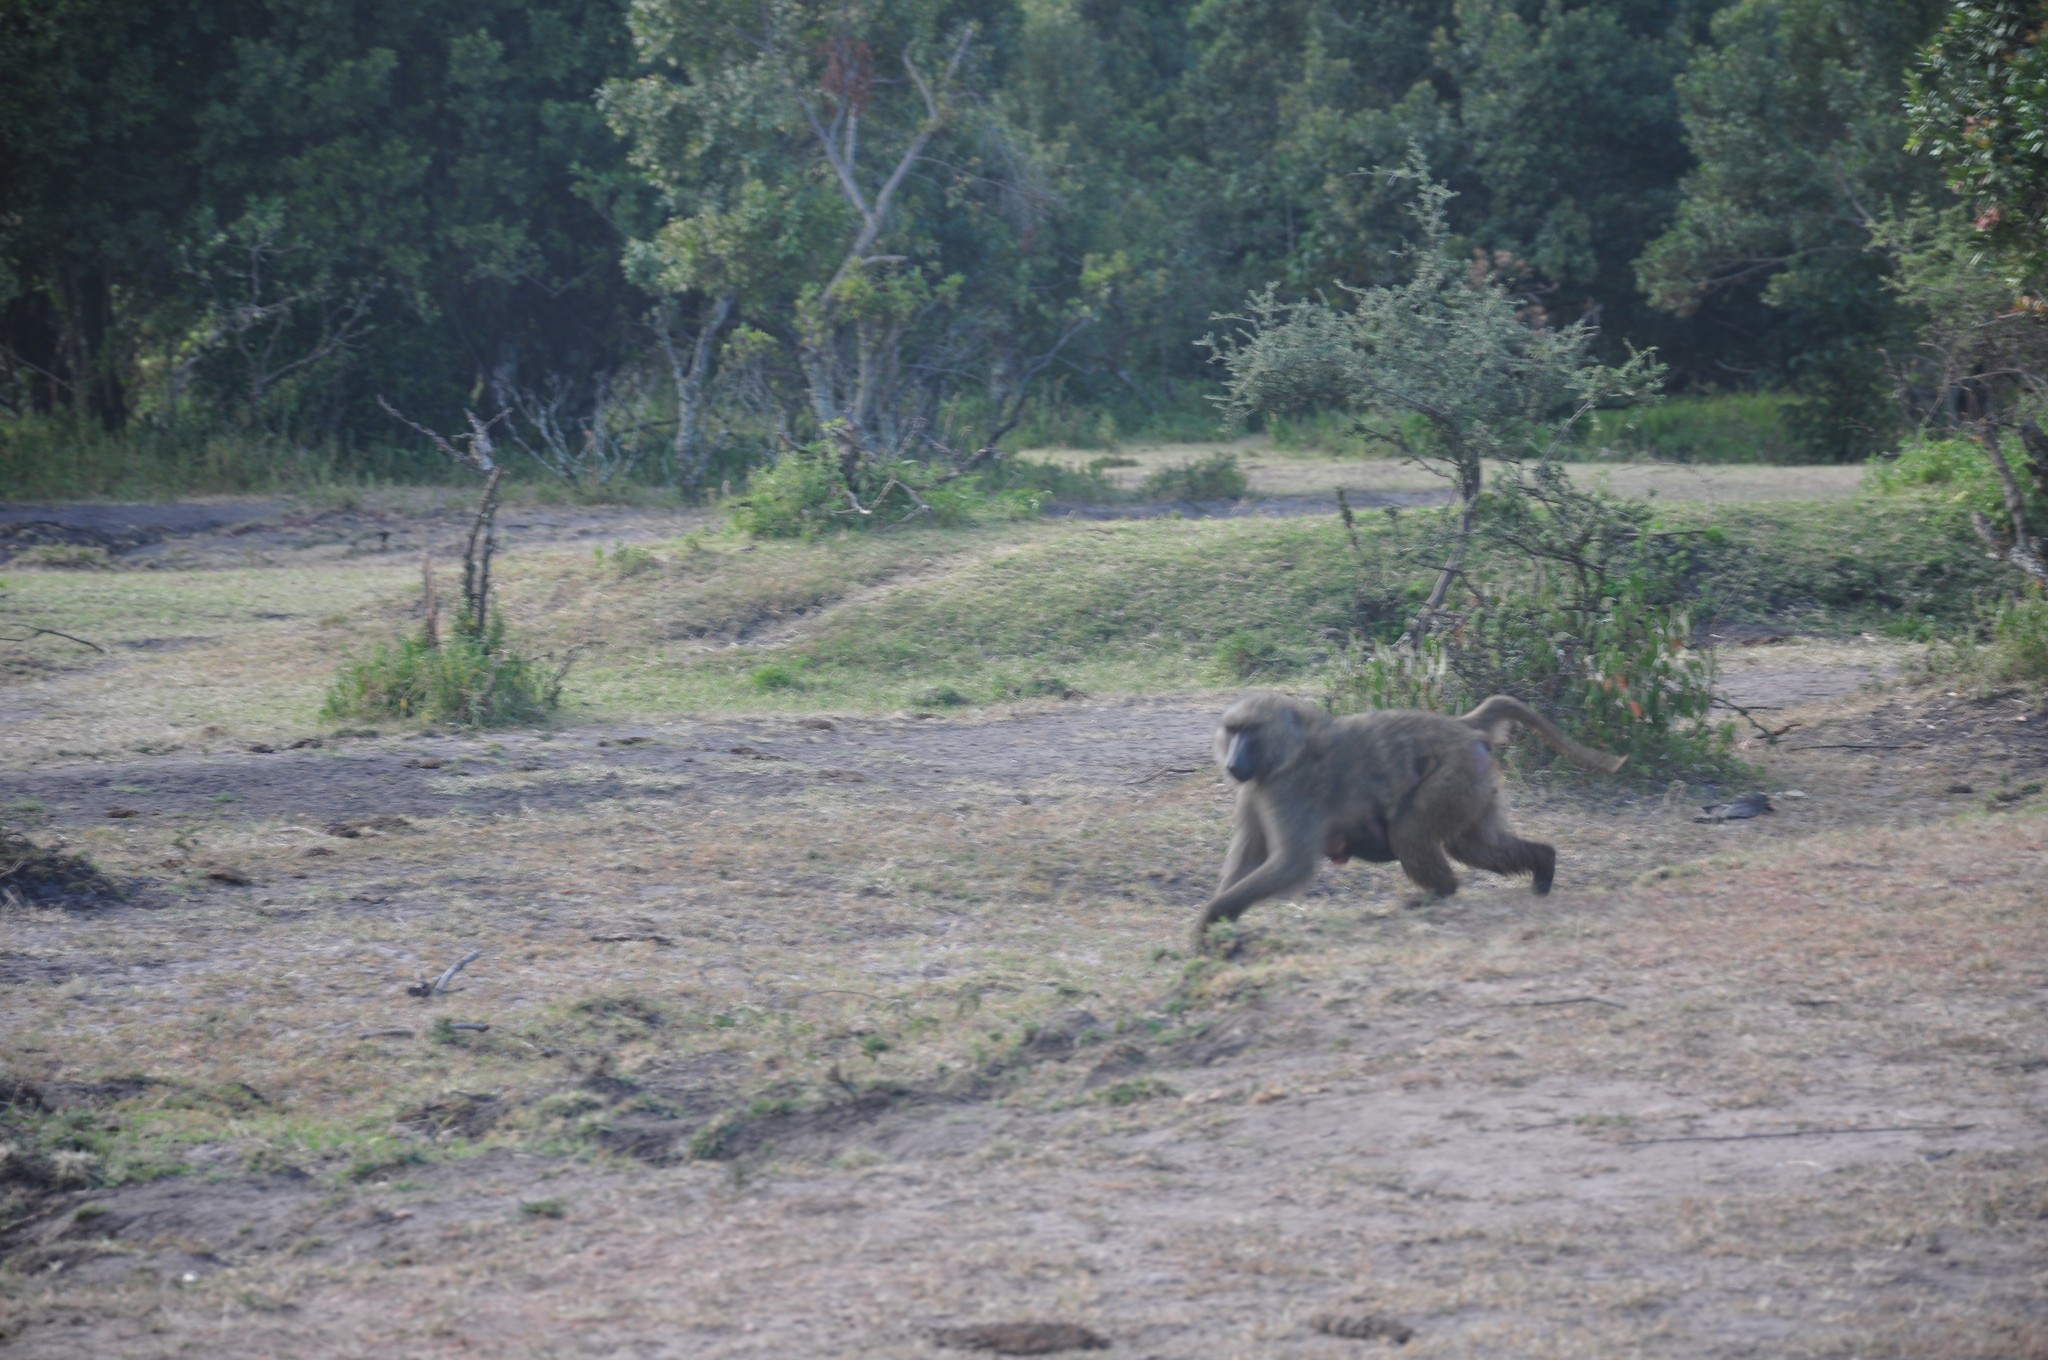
[566,497,2012,717]
[1581,393,1801,465]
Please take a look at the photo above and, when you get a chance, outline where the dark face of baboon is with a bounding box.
[1190,692,1622,948]
[1214,692,1310,783]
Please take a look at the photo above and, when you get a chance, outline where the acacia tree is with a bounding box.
[1206,157,1725,766]
[607,0,1074,476]
[1207,154,1664,642]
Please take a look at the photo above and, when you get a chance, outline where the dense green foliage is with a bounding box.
[1909,1,2048,285]
[6,0,2023,484]
[324,611,565,726]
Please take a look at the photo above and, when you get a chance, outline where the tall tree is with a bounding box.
[1638,0,1950,458]
[609,0,1075,459]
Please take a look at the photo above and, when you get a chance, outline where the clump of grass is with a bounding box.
[519,1198,567,1219]
[1989,595,2048,684]
[323,612,565,728]
[1922,595,2048,690]
[749,659,809,691]
[594,542,662,576]
[914,684,971,708]
[732,439,1043,539]
[1138,452,1248,501]
[8,544,113,570]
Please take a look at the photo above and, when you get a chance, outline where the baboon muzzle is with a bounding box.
[1223,731,1259,782]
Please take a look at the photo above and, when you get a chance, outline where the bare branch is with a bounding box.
[0,626,105,653]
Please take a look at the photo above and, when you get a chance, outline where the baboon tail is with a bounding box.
[1459,695,1627,774]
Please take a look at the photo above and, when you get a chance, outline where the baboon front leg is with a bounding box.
[1389,822,1460,898]
[1216,802,1268,893]
[1446,819,1556,894]
[1193,841,1318,946]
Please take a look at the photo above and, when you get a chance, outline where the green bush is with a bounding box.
[731,441,1044,539]
[1863,433,2048,526]
[1327,574,1732,775]
[1138,452,1248,501]
[978,455,1121,502]
[749,659,808,691]
[324,613,564,727]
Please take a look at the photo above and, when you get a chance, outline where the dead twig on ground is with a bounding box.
[1623,1123,1977,1147]
[1713,693,1798,744]
[1499,995,1627,1009]
[0,626,105,653]
[1129,764,1204,785]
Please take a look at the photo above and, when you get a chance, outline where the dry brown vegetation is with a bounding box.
[1,473,2043,1357]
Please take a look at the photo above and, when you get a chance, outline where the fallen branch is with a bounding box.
[1623,1122,1976,1148]
[1712,693,1798,744]
[0,626,105,653]
[1499,995,1626,1010]
[407,948,484,998]
[1129,764,1204,785]
[1784,742,1926,752]
[590,933,675,947]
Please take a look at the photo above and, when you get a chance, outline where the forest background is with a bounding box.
[0,0,2033,494]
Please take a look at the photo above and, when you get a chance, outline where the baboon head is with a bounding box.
[1214,691,1315,783]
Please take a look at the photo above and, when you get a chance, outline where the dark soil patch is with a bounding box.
[933,1321,1112,1353]
[0,827,123,909]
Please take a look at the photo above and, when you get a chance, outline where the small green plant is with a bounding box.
[1093,1076,1177,1106]
[749,658,809,691]
[324,611,565,728]
[913,684,971,708]
[1138,452,1248,501]
[859,1034,892,1059]
[595,542,662,576]
[519,1198,567,1219]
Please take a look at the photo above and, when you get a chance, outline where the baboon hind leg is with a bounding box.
[1446,813,1556,895]
[1389,822,1460,898]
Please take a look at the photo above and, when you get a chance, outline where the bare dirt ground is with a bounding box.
[1,647,2045,1357]
[1,467,2043,1358]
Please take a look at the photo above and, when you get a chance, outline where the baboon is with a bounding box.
[1194,691,1625,946]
